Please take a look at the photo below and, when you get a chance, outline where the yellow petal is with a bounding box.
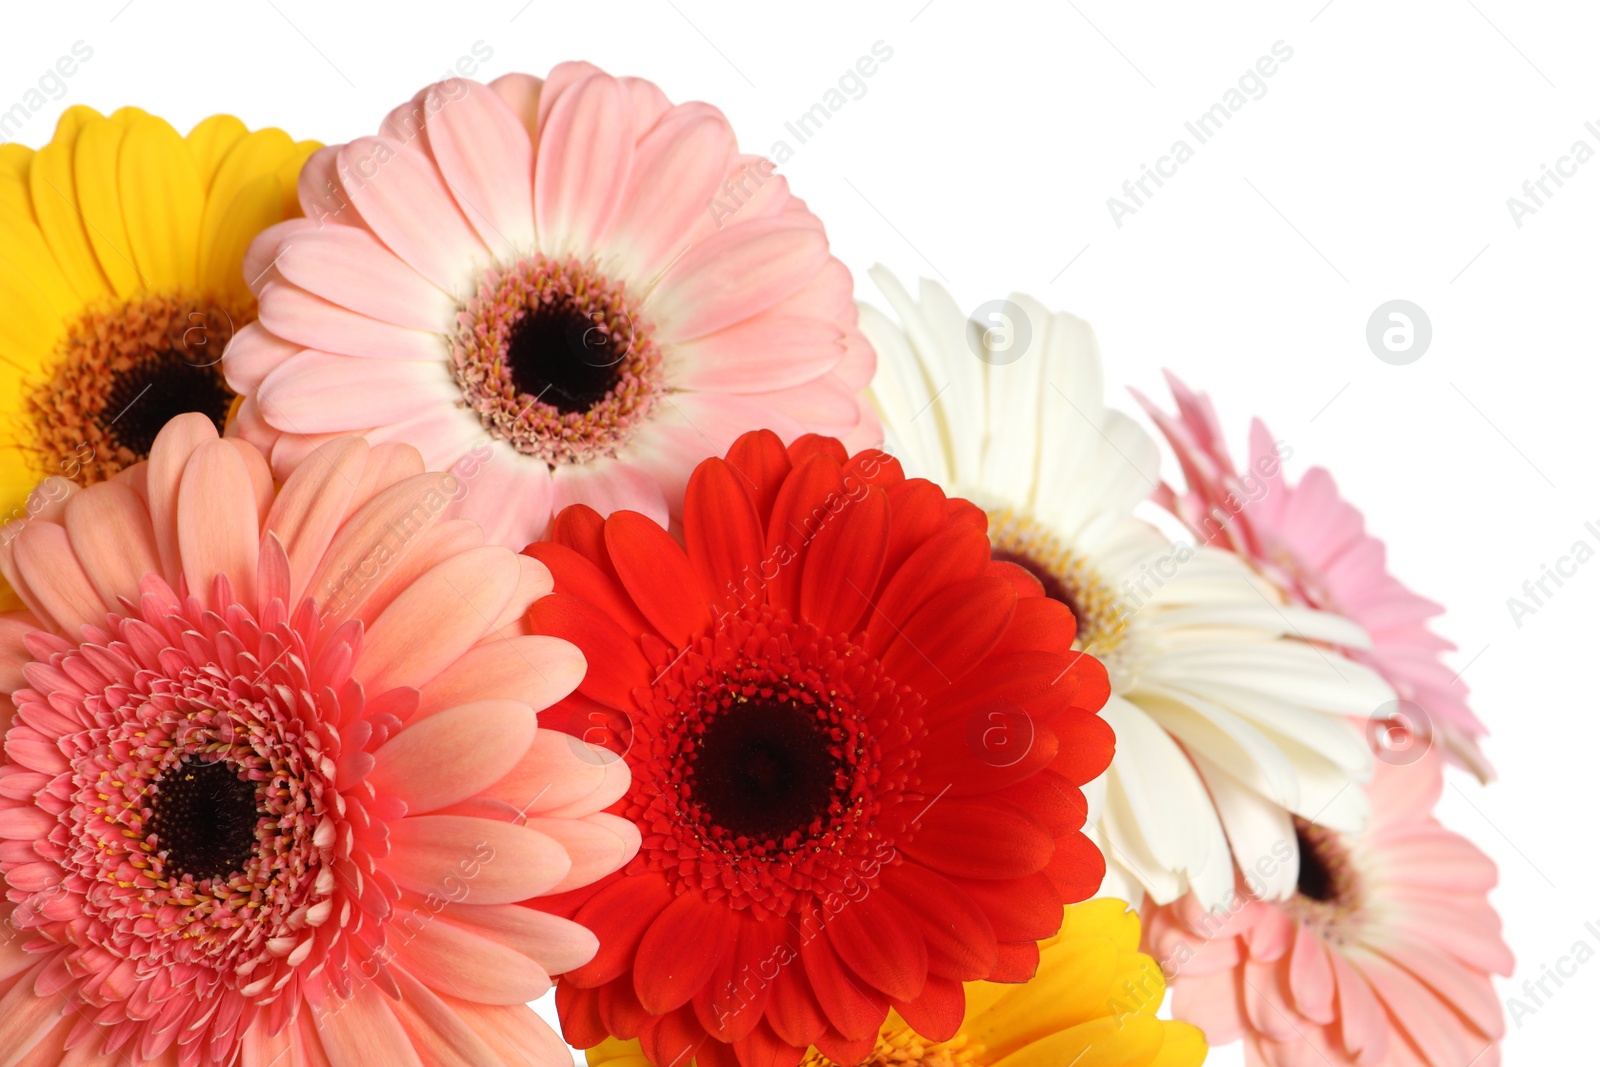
[0,144,32,217]
[186,113,249,195]
[1148,1022,1208,1067]
[73,116,141,298]
[197,128,296,292]
[118,114,204,291]
[990,1015,1165,1067]
[969,938,1118,1058]
[28,104,113,302]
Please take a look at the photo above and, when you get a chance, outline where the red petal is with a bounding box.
[892,975,964,1042]
[732,1022,804,1067]
[799,485,889,635]
[880,864,998,981]
[569,875,674,987]
[823,882,928,1001]
[634,890,735,1014]
[640,1006,711,1067]
[842,447,903,489]
[525,594,650,711]
[799,920,889,1039]
[996,771,1089,837]
[1040,831,1107,904]
[555,981,608,1048]
[990,594,1078,658]
[945,495,987,529]
[950,872,1065,941]
[599,976,650,1039]
[524,541,651,636]
[765,943,827,1048]
[685,458,767,612]
[988,940,1041,983]
[1049,708,1116,785]
[918,709,1059,797]
[762,454,845,613]
[696,915,781,1042]
[605,511,712,646]
[898,795,1052,881]
[814,1030,877,1065]
[864,525,992,657]
[549,503,611,566]
[880,576,1016,696]
[881,479,950,579]
[724,429,791,520]
[785,434,849,465]
[924,651,1083,733]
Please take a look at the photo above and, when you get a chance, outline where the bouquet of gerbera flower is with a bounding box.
[0,62,1505,1067]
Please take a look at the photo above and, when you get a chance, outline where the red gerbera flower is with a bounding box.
[522,430,1115,1067]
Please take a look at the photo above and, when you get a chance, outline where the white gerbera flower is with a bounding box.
[860,269,1395,908]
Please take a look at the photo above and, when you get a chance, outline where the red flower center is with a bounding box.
[628,603,922,921]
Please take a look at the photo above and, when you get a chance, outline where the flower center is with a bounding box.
[986,508,1132,678]
[801,1026,986,1066]
[628,604,922,919]
[24,295,239,483]
[689,699,843,843]
[147,754,262,882]
[1289,817,1362,934]
[451,255,662,466]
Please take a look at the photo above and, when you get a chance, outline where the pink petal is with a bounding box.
[647,216,830,342]
[144,412,222,583]
[256,350,460,434]
[387,815,571,902]
[336,135,487,294]
[549,455,668,527]
[533,73,634,257]
[256,282,446,362]
[310,983,423,1067]
[607,103,734,283]
[415,635,585,722]
[63,481,160,609]
[667,314,844,394]
[274,222,455,333]
[369,699,538,814]
[439,904,599,975]
[263,437,368,604]
[399,918,551,1005]
[444,441,553,549]
[222,321,302,395]
[521,812,639,895]
[354,545,521,692]
[423,80,535,255]
[14,522,107,635]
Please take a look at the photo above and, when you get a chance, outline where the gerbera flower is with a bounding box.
[520,429,1115,1067]
[0,105,316,520]
[862,270,1394,910]
[224,63,876,550]
[1136,373,1493,780]
[1145,748,1512,1066]
[586,897,1206,1067]
[0,414,636,1066]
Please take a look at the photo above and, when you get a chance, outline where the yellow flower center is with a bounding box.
[24,293,242,484]
[801,1025,986,1067]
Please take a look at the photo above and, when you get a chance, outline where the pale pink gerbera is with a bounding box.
[224,63,876,548]
[1137,374,1492,780]
[1144,748,1511,1066]
[0,414,637,1066]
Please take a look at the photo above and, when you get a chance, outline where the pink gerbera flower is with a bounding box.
[0,414,637,1066]
[1137,373,1492,779]
[224,63,876,549]
[1144,748,1511,1066]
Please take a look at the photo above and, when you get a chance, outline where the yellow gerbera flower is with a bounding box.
[585,899,1207,1067]
[0,105,315,518]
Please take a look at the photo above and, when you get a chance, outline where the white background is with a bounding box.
[4,2,1592,1063]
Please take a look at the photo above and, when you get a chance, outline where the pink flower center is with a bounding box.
[450,255,663,466]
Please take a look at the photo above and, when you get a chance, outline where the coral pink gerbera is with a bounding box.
[1137,373,1492,780]
[224,63,876,550]
[1144,747,1512,1066]
[0,413,637,1066]
[523,430,1115,1067]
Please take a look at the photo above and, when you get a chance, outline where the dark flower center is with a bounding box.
[507,298,627,415]
[148,755,261,882]
[103,353,234,458]
[688,700,843,843]
[1295,822,1336,902]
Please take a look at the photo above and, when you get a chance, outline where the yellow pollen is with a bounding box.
[986,508,1128,662]
[801,1025,986,1067]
